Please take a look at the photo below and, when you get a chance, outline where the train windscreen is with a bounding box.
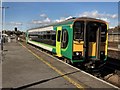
[73,21,107,42]
[73,21,84,41]
[87,22,107,42]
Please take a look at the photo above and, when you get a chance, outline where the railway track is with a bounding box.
[106,57,120,70]
[19,39,120,88]
[88,56,120,87]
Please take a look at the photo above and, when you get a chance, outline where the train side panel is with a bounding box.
[61,25,73,61]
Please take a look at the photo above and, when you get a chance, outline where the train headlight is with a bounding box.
[101,52,103,55]
[76,52,79,55]
[100,51,105,55]
[73,52,82,60]
[100,51,105,60]
[74,52,82,56]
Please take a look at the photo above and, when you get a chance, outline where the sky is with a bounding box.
[2,2,118,31]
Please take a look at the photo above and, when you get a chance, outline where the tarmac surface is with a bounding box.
[2,42,77,89]
[2,40,119,89]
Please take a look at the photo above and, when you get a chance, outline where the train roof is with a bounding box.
[27,17,107,31]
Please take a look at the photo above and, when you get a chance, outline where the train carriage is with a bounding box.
[26,17,108,68]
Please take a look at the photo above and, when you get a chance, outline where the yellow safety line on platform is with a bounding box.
[19,42,84,89]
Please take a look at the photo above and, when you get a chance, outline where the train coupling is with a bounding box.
[85,61,96,69]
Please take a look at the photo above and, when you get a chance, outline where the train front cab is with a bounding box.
[72,19,108,68]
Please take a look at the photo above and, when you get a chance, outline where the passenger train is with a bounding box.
[26,17,108,68]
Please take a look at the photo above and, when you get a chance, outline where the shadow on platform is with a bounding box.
[11,70,80,90]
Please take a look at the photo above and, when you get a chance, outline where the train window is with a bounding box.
[101,24,107,42]
[52,34,56,40]
[87,22,107,42]
[47,31,50,34]
[43,35,46,39]
[87,23,98,42]
[46,35,50,39]
[62,30,66,42]
[38,35,40,38]
[39,35,43,39]
[28,30,57,46]
[57,31,61,42]
[73,21,84,41]
[61,29,68,49]
[51,30,56,34]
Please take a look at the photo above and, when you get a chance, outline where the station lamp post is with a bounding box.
[0,0,2,64]
[1,6,9,51]
[2,6,9,30]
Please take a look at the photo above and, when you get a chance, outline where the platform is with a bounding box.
[2,41,119,89]
[108,47,120,51]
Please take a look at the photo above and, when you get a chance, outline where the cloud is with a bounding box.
[32,18,51,24]
[40,13,47,18]
[54,17,65,22]
[31,13,51,25]
[79,10,118,19]
[105,14,118,19]
[65,16,73,20]
[44,17,51,23]
[31,15,74,28]
[98,18,110,22]
[54,16,73,22]
[32,20,42,24]
[31,11,118,28]
[79,10,118,28]
[6,22,22,25]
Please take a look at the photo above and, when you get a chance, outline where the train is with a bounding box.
[26,17,108,69]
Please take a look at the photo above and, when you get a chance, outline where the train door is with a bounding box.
[56,26,62,57]
[85,22,101,60]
